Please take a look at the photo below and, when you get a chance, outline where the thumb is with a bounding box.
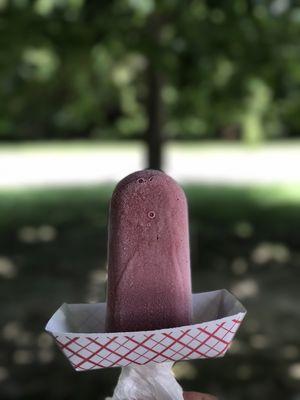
[183,391,218,400]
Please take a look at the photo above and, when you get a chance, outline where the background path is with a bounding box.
[1,141,300,187]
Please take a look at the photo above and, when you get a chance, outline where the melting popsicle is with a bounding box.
[105,169,192,332]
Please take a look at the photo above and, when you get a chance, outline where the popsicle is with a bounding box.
[105,169,192,332]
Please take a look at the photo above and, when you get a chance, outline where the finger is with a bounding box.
[183,391,218,400]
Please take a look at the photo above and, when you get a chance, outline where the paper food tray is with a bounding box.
[45,289,246,371]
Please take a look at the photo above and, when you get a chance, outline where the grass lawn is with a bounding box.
[1,183,300,236]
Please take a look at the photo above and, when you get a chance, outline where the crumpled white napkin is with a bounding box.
[106,362,184,400]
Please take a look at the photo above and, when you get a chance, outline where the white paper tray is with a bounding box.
[45,289,246,371]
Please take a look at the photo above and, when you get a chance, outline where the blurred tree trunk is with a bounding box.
[145,14,165,171]
[145,63,165,170]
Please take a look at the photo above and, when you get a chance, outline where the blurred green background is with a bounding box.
[2,0,300,145]
[1,0,300,399]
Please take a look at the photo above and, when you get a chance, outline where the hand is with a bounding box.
[183,391,217,400]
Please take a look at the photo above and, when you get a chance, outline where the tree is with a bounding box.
[1,0,300,168]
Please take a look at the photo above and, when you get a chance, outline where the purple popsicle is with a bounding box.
[105,169,192,332]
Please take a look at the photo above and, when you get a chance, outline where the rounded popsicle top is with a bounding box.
[113,169,182,192]
[110,169,188,218]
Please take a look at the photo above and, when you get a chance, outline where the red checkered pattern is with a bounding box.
[54,316,243,371]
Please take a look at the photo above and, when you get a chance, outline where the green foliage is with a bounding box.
[0,0,300,140]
